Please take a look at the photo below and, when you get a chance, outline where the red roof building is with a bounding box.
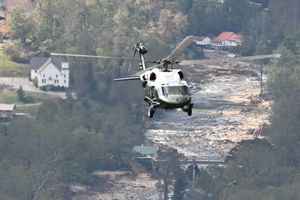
[214,32,242,47]
[215,32,242,42]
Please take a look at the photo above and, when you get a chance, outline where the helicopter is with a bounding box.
[51,36,281,118]
[51,36,198,118]
[113,41,194,118]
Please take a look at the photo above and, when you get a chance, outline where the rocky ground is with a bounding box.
[71,172,160,200]
[146,59,272,162]
[71,53,273,200]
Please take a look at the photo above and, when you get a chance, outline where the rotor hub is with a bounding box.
[134,42,148,56]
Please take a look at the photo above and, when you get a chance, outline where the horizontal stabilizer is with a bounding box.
[114,76,140,81]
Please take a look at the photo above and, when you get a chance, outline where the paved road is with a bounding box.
[0,77,66,99]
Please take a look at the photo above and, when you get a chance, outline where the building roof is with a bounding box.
[30,57,66,71]
[215,32,242,42]
[195,37,212,45]
[0,103,15,111]
[133,145,158,156]
[30,57,49,70]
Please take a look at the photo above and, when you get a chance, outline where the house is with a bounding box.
[30,57,70,89]
[0,103,15,120]
[195,37,212,47]
[133,145,158,170]
[183,188,208,200]
[213,32,242,48]
[133,145,158,159]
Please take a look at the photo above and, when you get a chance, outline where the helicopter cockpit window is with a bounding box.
[162,86,189,95]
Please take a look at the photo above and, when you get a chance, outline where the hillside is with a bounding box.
[0,0,300,200]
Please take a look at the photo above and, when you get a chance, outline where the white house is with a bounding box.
[0,103,16,120]
[195,37,212,46]
[30,57,70,89]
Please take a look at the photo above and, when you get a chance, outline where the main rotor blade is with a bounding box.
[51,53,139,61]
[165,36,203,61]
[114,76,140,81]
[179,60,209,66]
[237,54,281,61]
[134,63,164,76]
[179,54,282,66]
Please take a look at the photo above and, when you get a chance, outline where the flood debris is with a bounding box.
[72,172,159,200]
[146,59,272,162]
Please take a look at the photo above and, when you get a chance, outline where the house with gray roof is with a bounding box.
[30,57,70,89]
[0,103,15,120]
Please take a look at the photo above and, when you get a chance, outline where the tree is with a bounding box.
[16,86,26,102]
[173,168,188,200]
[10,8,35,45]
[176,0,193,13]
[157,149,182,200]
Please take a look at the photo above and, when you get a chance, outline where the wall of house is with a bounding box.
[37,63,65,88]
[30,69,37,81]
[36,62,70,88]
[222,40,240,47]
[61,62,70,88]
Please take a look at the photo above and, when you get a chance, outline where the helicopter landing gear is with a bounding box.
[148,105,155,118]
[185,103,193,116]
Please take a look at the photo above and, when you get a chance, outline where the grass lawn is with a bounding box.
[0,47,29,77]
[16,103,40,116]
[0,90,49,104]
[0,91,19,104]
[0,48,20,69]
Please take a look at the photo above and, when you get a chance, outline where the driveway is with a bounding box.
[0,77,66,99]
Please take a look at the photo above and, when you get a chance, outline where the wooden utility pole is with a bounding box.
[192,160,197,188]
[260,64,264,96]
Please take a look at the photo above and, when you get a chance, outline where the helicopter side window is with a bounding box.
[162,87,167,96]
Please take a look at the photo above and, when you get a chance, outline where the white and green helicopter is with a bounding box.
[51,36,281,118]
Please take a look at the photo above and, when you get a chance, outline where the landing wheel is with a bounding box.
[187,104,193,116]
[148,105,155,118]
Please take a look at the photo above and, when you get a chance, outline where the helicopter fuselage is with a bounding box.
[141,68,192,117]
